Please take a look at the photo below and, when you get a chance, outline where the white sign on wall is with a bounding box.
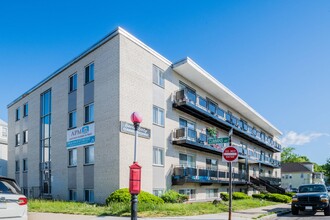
[67,123,95,149]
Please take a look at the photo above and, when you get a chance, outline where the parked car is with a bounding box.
[0,176,28,220]
[291,184,330,216]
[290,188,298,193]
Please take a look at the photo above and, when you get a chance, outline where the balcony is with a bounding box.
[172,128,281,168]
[172,127,223,155]
[173,89,281,152]
[172,166,247,185]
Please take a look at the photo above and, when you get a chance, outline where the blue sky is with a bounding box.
[1,0,330,164]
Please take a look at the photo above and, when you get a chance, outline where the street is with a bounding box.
[274,212,330,219]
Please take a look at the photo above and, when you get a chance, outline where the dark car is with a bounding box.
[291,184,330,216]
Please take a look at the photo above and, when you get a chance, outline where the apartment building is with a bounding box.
[0,119,8,176]
[7,27,282,203]
[281,162,325,190]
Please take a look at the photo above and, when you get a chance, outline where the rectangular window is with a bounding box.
[23,103,28,117]
[301,173,304,178]
[217,107,225,118]
[153,106,164,126]
[69,149,77,166]
[179,189,196,200]
[85,103,94,123]
[16,107,20,121]
[23,130,28,144]
[15,133,20,146]
[153,189,164,197]
[206,158,218,170]
[85,63,94,84]
[1,127,7,137]
[153,147,164,166]
[84,189,94,203]
[179,153,196,168]
[69,73,77,92]
[198,96,207,109]
[85,146,95,164]
[15,160,20,172]
[206,189,218,198]
[23,159,28,172]
[207,99,217,114]
[153,65,164,87]
[68,110,77,128]
[180,82,196,104]
[69,189,77,201]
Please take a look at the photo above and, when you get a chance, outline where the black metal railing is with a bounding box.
[173,89,281,152]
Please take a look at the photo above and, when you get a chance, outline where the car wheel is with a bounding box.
[324,205,330,216]
[291,206,299,215]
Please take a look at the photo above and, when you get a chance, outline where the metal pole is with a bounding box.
[133,125,138,162]
[131,194,138,220]
[229,162,232,220]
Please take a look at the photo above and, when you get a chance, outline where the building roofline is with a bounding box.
[7,27,172,108]
[172,57,282,136]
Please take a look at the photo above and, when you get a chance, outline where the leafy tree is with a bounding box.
[321,158,330,184]
[281,147,310,163]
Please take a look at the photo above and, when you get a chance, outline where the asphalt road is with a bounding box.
[274,211,330,219]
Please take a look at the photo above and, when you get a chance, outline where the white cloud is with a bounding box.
[281,131,329,146]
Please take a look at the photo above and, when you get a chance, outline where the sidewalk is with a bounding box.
[28,203,291,220]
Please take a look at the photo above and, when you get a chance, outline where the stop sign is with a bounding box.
[222,146,238,162]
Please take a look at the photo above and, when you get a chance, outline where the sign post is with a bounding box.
[222,129,237,220]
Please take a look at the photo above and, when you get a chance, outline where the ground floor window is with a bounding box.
[179,189,196,200]
[206,188,218,198]
[153,189,164,197]
[69,189,77,201]
[84,189,94,203]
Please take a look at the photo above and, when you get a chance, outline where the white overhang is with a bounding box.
[172,57,282,137]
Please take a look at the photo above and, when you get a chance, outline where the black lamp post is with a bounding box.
[129,112,142,220]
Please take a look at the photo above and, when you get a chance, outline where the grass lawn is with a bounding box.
[28,199,279,217]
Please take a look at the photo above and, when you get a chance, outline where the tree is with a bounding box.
[281,147,310,163]
[321,158,330,184]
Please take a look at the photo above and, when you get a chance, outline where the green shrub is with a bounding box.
[284,192,296,197]
[252,193,266,199]
[232,192,251,200]
[160,190,188,203]
[106,188,164,205]
[220,192,229,201]
[263,193,291,203]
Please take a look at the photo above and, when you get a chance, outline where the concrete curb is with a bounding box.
[259,209,291,220]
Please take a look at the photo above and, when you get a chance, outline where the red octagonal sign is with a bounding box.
[222,146,238,162]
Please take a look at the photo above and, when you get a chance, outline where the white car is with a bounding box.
[0,176,28,220]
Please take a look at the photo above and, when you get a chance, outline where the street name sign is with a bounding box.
[207,137,229,145]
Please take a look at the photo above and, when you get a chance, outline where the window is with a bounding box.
[69,189,77,201]
[153,106,164,126]
[153,147,164,166]
[85,146,94,164]
[301,173,304,178]
[16,107,20,121]
[23,103,28,117]
[15,133,20,146]
[242,120,248,131]
[206,158,218,170]
[180,82,196,104]
[2,127,7,137]
[179,189,196,200]
[198,96,207,109]
[179,118,196,140]
[217,107,225,118]
[84,189,94,203]
[207,99,217,114]
[69,73,77,92]
[85,63,94,84]
[69,110,77,128]
[85,103,94,123]
[23,130,28,144]
[206,189,218,198]
[15,160,20,172]
[153,189,164,197]
[23,159,28,172]
[153,65,164,87]
[69,149,77,166]
[179,153,196,168]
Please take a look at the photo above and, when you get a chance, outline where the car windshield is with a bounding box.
[299,185,326,193]
[0,179,21,194]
